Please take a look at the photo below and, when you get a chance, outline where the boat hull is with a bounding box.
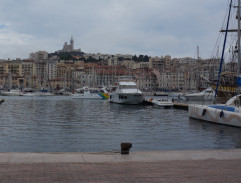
[151,99,173,108]
[109,93,144,104]
[71,93,108,99]
[0,91,23,96]
[185,95,215,101]
[22,93,38,97]
[185,88,215,101]
[37,92,54,96]
[210,83,237,98]
[185,95,205,101]
[189,104,241,127]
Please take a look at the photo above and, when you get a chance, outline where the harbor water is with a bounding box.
[0,96,241,152]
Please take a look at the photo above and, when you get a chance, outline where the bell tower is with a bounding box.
[70,35,74,49]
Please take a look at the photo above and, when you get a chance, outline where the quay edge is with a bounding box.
[0,149,241,163]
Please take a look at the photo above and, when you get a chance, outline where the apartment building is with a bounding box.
[47,60,58,79]
[21,60,36,76]
[149,55,171,72]
[30,51,48,60]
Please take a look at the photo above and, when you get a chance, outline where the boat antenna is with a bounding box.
[215,0,233,98]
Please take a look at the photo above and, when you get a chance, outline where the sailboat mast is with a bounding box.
[215,0,233,97]
[238,0,241,76]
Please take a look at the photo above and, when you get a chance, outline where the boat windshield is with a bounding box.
[119,85,137,89]
[205,90,214,93]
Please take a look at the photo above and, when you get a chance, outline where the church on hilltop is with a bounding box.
[63,36,74,51]
[57,36,81,53]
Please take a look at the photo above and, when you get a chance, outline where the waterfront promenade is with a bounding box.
[0,149,241,182]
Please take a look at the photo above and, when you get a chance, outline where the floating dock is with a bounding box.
[173,102,189,110]
[143,100,189,110]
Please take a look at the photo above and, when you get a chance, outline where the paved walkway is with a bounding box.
[0,149,241,182]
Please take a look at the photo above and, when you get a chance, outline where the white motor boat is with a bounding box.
[189,94,241,127]
[109,77,143,104]
[71,86,109,99]
[22,92,38,97]
[185,88,215,101]
[22,92,54,96]
[37,92,55,96]
[150,98,173,108]
[0,89,23,96]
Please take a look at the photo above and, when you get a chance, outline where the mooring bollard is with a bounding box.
[121,142,132,154]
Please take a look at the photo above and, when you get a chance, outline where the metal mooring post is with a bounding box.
[121,143,132,154]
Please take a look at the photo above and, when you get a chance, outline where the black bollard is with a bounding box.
[121,142,132,154]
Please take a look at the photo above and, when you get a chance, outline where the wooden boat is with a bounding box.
[209,72,238,98]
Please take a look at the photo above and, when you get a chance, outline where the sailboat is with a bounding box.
[189,0,241,127]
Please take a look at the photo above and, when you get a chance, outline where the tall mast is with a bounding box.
[215,0,233,97]
[238,0,241,76]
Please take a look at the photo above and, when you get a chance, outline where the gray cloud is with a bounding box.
[0,0,228,59]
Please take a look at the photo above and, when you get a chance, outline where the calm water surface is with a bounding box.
[0,96,241,152]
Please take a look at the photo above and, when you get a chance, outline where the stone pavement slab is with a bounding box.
[0,149,241,183]
[0,160,241,183]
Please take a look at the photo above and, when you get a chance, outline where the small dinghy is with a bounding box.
[149,98,173,108]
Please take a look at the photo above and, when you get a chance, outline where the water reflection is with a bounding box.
[189,118,241,149]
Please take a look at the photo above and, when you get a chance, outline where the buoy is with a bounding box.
[202,109,206,116]
[220,111,224,118]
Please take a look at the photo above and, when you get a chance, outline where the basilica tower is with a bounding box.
[70,35,74,49]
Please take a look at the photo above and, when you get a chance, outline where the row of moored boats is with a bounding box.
[0,77,145,105]
[1,77,241,128]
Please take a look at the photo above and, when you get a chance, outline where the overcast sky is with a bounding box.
[0,0,230,60]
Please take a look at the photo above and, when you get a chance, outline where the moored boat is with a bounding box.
[149,98,173,108]
[209,72,238,98]
[37,92,55,96]
[189,94,241,127]
[0,89,23,96]
[185,88,215,101]
[71,86,109,99]
[109,77,144,104]
[22,92,38,97]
